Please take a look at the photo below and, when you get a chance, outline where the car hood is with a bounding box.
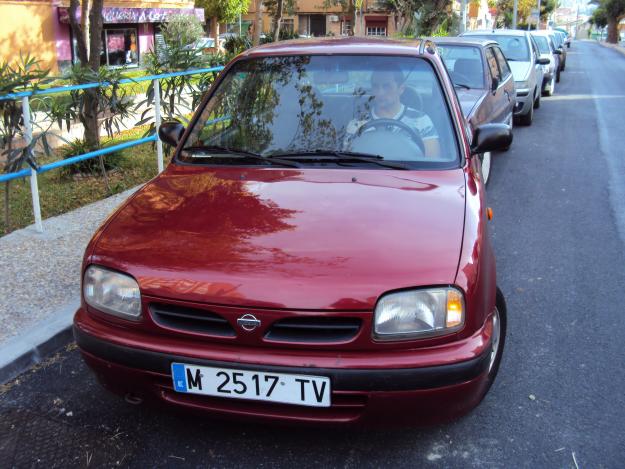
[456,88,487,118]
[509,61,531,81]
[92,166,467,310]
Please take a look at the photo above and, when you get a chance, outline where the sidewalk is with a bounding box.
[593,39,625,56]
[0,186,140,382]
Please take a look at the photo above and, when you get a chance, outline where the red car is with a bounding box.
[74,37,511,426]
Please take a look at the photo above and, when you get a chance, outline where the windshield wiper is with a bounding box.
[454,83,471,90]
[269,149,410,170]
[181,145,301,168]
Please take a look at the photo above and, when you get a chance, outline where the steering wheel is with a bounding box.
[356,118,425,154]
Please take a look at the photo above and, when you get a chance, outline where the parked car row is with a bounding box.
[434,28,570,185]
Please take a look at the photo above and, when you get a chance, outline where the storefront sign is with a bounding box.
[58,7,205,24]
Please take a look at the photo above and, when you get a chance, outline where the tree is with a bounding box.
[602,0,625,43]
[67,0,104,150]
[384,0,456,36]
[195,0,249,47]
[263,0,297,40]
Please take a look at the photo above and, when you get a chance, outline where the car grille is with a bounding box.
[265,317,361,343]
[150,303,235,337]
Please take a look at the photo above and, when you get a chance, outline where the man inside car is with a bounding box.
[344,68,441,158]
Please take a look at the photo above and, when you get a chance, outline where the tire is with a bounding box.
[546,75,555,96]
[479,151,492,186]
[533,90,541,109]
[483,288,507,394]
[519,101,533,126]
[501,117,512,152]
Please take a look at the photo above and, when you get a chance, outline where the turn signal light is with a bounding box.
[446,290,463,328]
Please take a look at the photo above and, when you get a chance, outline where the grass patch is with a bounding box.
[1,127,161,236]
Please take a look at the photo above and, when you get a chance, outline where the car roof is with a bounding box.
[530,30,553,37]
[429,36,498,48]
[462,29,529,37]
[240,37,426,59]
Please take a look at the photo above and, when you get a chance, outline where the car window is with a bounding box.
[485,48,501,83]
[533,35,550,55]
[493,47,511,79]
[437,45,485,89]
[465,34,530,62]
[181,55,460,168]
[530,37,540,59]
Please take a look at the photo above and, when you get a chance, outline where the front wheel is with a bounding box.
[518,102,533,126]
[533,90,541,109]
[484,288,507,393]
[479,151,492,186]
[546,75,555,96]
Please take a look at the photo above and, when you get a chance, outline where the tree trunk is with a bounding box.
[88,0,104,71]
[69,0,88,64]
[253,0,262,46]
[273,0,283,42]
[607,17,618,43]
[213,18,221,50]
[81,0,90,59]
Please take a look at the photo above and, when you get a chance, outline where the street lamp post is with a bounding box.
[513,0,518,29]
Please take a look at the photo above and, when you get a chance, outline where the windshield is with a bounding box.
[437,45,485,89]
[466,34,530,62]
[180,55,459,169]
[533,36,551,54]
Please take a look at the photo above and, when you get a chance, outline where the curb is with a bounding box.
[596,40,625,56]
[0,300,78,384]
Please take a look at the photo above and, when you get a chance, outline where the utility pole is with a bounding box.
[513,0,518,29]
[460,0,467,33]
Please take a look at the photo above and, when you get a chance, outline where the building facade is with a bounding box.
[235,0,397,39]
[1,0,204,72]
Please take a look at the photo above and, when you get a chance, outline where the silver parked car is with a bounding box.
[461,29,548,126]
[530,31,562,96]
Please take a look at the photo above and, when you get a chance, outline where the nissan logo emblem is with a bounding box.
[237,314,261,332]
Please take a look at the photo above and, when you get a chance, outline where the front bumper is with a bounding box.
[74,307,495,426]
[513,88,533,116]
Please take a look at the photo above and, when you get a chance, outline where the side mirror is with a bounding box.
[491,77,499,92]
[553,49,562,55]
[158,121,185,147]
[471,124,513,155]
[537,57,550,65]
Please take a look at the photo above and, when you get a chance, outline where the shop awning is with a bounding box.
[58,7,205,24]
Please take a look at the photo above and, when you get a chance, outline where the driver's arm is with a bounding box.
[417,114,440,158]
[423,137,441,158]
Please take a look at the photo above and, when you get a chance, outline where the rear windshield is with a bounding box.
[465,34,529,62]
[533,36,551,54]
[180,55,460,169]
[437,45,485,89]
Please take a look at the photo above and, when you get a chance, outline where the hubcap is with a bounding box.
[489,307,501,373]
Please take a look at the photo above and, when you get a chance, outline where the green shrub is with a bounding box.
[59,139,121,178]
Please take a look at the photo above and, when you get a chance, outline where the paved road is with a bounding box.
[1,41,624,468]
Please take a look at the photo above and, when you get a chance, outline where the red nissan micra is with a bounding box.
[74,37,511,426]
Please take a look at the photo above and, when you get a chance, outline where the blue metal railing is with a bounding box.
[0,65,224,231]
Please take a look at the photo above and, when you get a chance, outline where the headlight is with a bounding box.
[514,80,530,90]
[83,265,142,320]
[373,287,464,341]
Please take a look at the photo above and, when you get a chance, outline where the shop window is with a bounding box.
[366,26,387,36]
[101,28,139,67]
[341,20,352,36]
[282,18,295,34]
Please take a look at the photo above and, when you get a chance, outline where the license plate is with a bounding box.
[171,363,331,407]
